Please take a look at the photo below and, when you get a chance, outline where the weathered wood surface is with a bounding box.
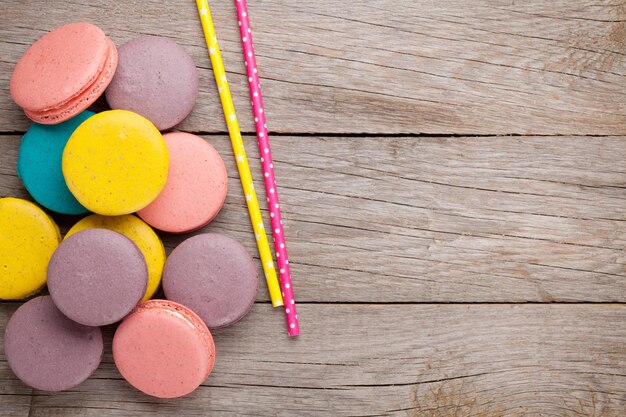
[1,134,624,303]
[0,0,625,134]
[1,0,625,415]
[1,303,626,416]
[0,133,624,415]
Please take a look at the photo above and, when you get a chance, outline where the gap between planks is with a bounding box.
[0,134,624,304]
[1,131,625,138]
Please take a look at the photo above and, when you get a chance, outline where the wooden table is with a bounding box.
[1,1,625,415]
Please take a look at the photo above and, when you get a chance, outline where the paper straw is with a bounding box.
[196,0,283,308]
[234,0,299,336]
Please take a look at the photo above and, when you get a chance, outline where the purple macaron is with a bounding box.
[4,296,103,391]
[163,233,259,329]
[47,228,148,327]
[105,35,199,130]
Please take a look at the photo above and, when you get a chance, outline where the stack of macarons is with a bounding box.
[2,22,260,398]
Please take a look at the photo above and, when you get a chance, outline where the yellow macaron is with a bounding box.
[62,110,169,216]
[0,198,61,299]
[65,214,166,301]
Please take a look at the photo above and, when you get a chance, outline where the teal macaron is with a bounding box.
[17,111,94,215]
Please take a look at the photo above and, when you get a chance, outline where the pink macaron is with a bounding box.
[112,300,216,398]
[10,22,118,124]
[137,132,228,233]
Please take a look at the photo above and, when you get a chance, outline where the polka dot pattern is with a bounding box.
[236,0,299,336]
[197,0,283,309]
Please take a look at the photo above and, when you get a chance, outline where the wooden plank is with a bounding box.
[0,303,623,416]
[0,135,624,303]
[0,0,624,135]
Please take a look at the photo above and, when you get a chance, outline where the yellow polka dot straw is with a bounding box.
[195,0,283,308]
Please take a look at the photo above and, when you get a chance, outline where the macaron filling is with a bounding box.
[24,38,118,124]
[113,299,215,398]
[132,299,215,379]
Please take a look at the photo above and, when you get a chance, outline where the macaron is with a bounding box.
[17,111,94,215]
[65,214,165,301]
[0,198,60,300]
[106,35,199,130]
[4,296,103,391]
[47,228,148,326]
[113,300,215,398]
[137,132,227,233]
[10,23,117,124]
[163,233,258,329]
[62,110,169,215]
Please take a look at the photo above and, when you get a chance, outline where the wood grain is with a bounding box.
[0,0,625,135]
[0,303,31,417]
[1,302,625,416]
[1,0,625,414]
[1,134,623,303]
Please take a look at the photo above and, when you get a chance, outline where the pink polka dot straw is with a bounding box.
[235,0,299,336]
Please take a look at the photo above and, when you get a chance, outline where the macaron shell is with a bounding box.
[138,132,227,233]
[163,233,258,329]
[47,228,148,326]
[10,22,110,112]
[0,198,60,300]
[105,35,199,130]
[62,110,169,215]
[4,296,103,391]
[113,300,215,398]
[17,111,94,214]
[23,38,118,124]
[65,214,165,301]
